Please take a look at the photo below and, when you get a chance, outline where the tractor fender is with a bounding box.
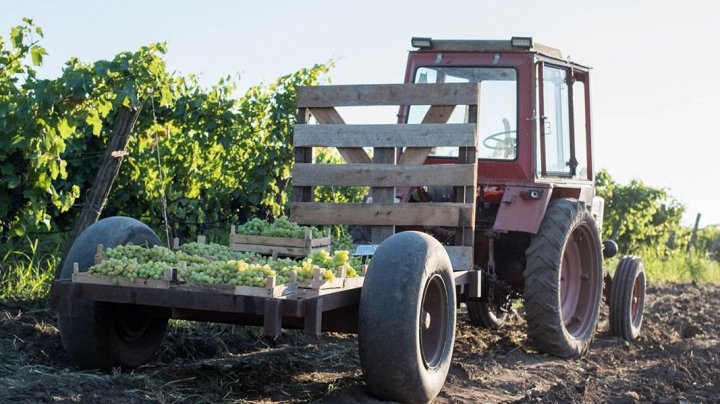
[492,186,553,234]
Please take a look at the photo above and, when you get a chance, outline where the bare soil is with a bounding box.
[1,282,718,403]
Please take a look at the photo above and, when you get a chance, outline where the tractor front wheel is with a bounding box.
[467,300,510,329]
[358,231,456,403]
[523,199,603,357]
[609,256,645,341]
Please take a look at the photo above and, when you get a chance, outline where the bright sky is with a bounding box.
[3,0,719,226]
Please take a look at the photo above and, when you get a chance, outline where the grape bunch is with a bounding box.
[177,260,286,287]
[236,217,324,239]
[89,257,172,281]
[178,242,256,262]
[87,242,363,289]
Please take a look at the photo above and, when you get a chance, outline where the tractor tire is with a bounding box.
[58,216,168,370]
[467,300,509,329]
[523,199,603,357]
[358,231,456,403]
[609,256,645,341]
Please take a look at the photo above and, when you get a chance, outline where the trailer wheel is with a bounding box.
[467,300,509,329]
[609,256,645,341]
[524,199,603,357]
[358,231,455,403]
[58,216,168,370]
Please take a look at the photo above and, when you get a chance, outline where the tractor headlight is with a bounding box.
[411,37,433,49]
[511,36,533,48]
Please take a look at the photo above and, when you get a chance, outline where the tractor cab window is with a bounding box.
[541,66,571,175]
[408,67,517,160]
[538,65,591,180]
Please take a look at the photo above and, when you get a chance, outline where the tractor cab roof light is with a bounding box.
[511,36,533,49]
[411,37,433,49]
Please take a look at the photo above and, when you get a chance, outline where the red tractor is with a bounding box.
[291,36,646,400]
[53,36,646,403]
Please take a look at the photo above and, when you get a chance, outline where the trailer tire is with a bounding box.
[609,256,645,341]
[524,199,603,357]
[358,231,455,403]
[58,216,168,370]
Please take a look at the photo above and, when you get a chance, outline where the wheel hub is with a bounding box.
[559,224,600,338]
[423,311,431,329]
[419,274,449,370]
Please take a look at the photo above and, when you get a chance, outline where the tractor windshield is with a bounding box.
[408,67,517,160]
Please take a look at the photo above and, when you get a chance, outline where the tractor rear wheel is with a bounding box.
[609,256,645,341]
[58,216,168,370]
[523,199,603,357]
[358,231,456,403]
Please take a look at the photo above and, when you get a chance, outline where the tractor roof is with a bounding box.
[410,37,564,60]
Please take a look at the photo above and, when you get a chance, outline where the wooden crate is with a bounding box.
[72,262,298,298]
[229,227,331,258]
[297,265,366,297]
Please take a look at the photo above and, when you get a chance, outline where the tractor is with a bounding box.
[52,36,646,403]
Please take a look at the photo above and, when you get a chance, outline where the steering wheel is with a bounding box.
[483,130,517,150]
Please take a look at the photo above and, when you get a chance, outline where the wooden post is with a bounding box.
[371,146,396,244]
[687,213,701,252]
[57,105,143,278]
[709,234,720,258]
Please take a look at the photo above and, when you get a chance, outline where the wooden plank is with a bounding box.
[292,163,476,187]
[263,298,283,338]
[342,276,364,289]
[72,272,296,298]
[293,123,476,148]
[290,202,474,227]
[72,272,170,289]
[372,147,395,243]
[303,298,322,336]
[459,104,478,246]
[399,105,457,165]
[229,234,331,248]
[445,246,474,271]
[308,107,371,164]
[298,83,480,107]
[292,108,314,203]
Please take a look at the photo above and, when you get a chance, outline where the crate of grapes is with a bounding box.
[229,217,331,258]
[294,249,365,296]
[71,240,299,298]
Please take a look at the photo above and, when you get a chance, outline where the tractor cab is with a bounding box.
[399,36,597,235]
[401,37,593,180]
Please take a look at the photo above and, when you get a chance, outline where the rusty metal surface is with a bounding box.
[493,186,553,234]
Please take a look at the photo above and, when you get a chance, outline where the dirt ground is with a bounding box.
[1,282,718,403]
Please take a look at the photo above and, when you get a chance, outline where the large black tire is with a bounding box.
[524,199,603,357]
[609,256,645,341]
[467,300,509,329]
[358,231,456,403]
[58,216,168,370]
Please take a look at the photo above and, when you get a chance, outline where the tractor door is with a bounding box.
[537,63,592,181]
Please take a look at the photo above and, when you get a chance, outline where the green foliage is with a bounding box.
[0,19,74,237]
[628,247,720,283]
[312,147,367,204]
[694,225,720,258]
[0,237,60,302]
[0,19,331,241]
[595,169,685,254]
